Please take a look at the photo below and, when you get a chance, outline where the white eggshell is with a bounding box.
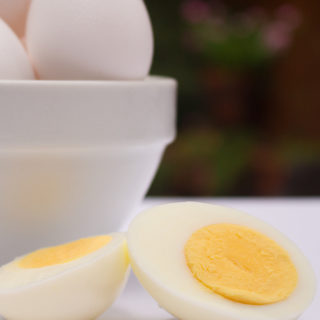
[0,19,34,80]
[0,233,130,320]
[26,0,154,80]
[127,202,316,320]
[0,0,30,37]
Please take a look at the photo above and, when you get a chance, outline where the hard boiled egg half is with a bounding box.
[127,202,316,320]
[0,233,129,320]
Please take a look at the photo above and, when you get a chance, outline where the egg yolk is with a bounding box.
[185,224,298,305]
[19,235,112,269]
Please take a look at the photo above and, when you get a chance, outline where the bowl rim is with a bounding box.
[0,75,177,88]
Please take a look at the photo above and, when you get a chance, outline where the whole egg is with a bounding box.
[0,0,30,37]
[26,0,154,80]
[0,19,34,79]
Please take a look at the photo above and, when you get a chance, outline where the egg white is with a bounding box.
[0,233,129,320]
[127,202,316,320]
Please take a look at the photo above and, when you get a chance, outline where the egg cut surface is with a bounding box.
[127,202,316,320]
[26,0,154,80]
[0,19,34,80]
[0,233,129,320]
[0,0,30,37]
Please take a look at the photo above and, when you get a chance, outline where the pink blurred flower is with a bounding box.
[276,4,302,30]
[263,4,301,52]
[263,21,292,52]
[181,0,211,23]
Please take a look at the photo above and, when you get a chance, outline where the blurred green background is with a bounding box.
[145,0,320,197]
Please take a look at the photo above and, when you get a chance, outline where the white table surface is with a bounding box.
[101,198,320,320]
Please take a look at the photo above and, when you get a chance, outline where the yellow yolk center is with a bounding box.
[19,235,112,269]
[184,224,298,305]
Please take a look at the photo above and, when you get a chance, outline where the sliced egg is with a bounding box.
[0,0,30,37]
[0,233,129,320]
[0,19,34,80]
[127,202,316,320]
[26,0,153,80]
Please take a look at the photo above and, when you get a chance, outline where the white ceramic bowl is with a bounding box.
[0,76,176,264]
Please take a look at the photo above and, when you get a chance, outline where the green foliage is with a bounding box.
[196,24,272,69]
